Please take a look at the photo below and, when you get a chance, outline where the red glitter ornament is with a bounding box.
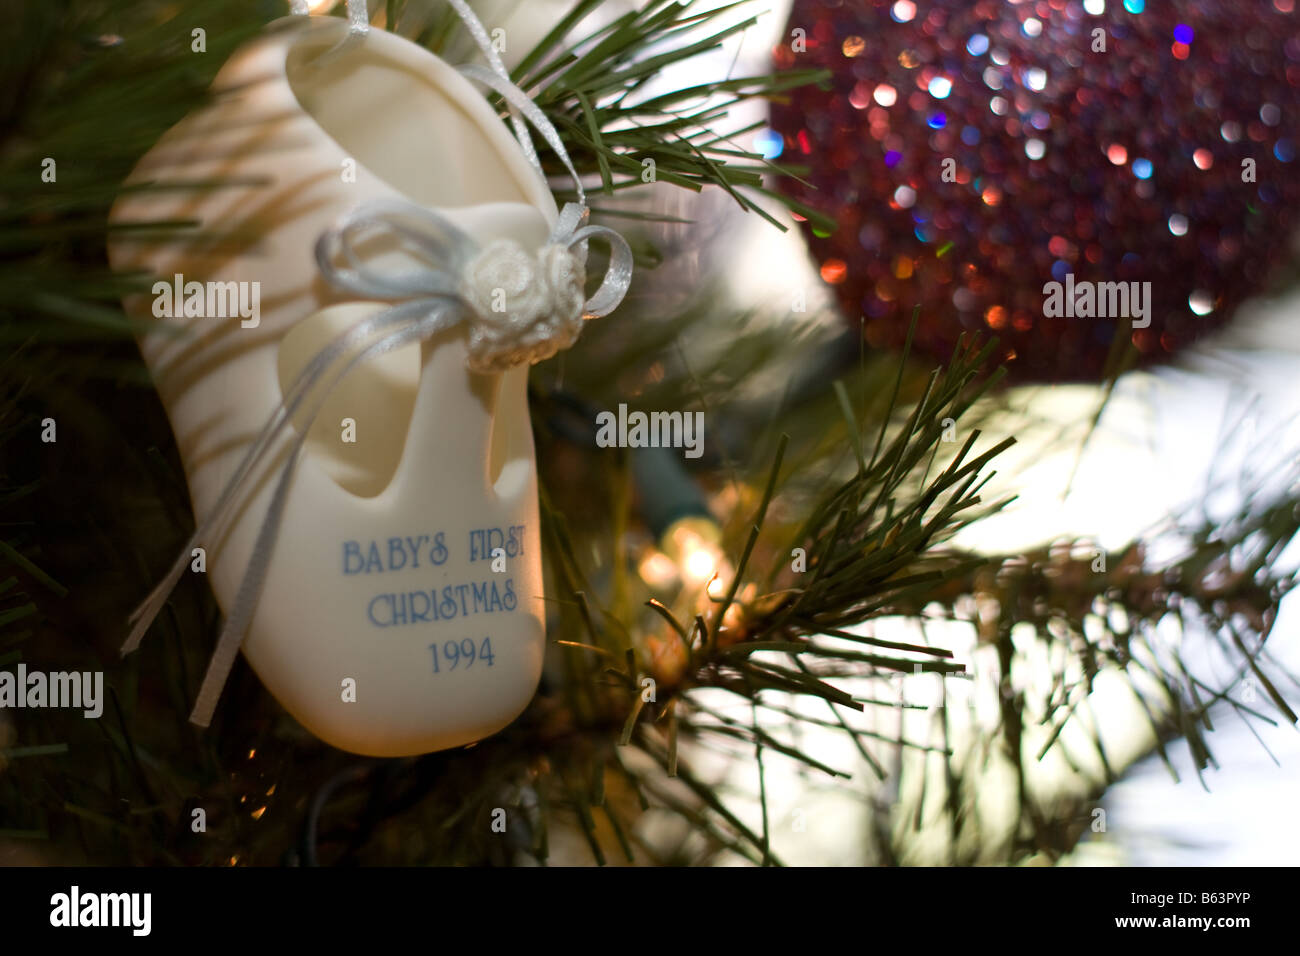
[770,0,1300,382]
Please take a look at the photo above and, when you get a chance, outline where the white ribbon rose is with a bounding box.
[461,239,587,373]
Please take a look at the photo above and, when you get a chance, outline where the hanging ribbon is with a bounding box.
[123,0,632,727]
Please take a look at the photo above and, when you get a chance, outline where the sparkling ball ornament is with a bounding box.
[771,0,1300,382]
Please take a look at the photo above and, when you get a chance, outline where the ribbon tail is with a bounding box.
[121,303,431,662]
[189,433,306,727]
[443,0,544,174]
[122,538,200,656]
[457,63,585,205]
[121,399,303,657]
[185,306,456,726]
[119,402,303,659]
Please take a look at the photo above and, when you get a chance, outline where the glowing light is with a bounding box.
[638,551,680,590]
[1168,213,1188,236]
[684,547,718,584]
[1193,148,1213,169]
[893,185,917,208]
[1023,18,1042,38]
[842,35,866,57]
[1084,0,1105,13]
[1024,67,1048,92]
[662,518,732,602]
[1025,138,1046,160]
[891,1,917,23]
[1188,290,1214,315]
[874,83,898,107]
[1131,157,1153,179]
[754,129,783,159]
[967,34,990,56]
[952,287,977,311]
[928,76,953,99]
[820,258,849,284]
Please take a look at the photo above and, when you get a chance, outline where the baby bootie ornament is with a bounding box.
[108,0,631,757]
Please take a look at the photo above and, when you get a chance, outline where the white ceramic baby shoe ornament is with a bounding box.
[108,0,631,757]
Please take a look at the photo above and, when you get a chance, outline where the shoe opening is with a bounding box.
[284,26,535,210]
[276,302,421,499]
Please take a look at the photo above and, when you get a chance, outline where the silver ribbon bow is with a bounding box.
[123,0,632,727]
